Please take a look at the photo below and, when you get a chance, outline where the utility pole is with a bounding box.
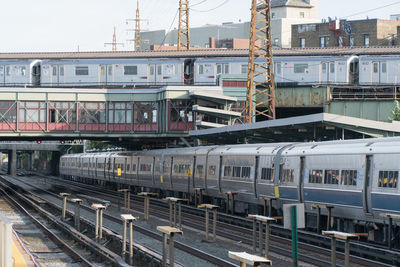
[177,0,190,50]
[104,26,124,51]
[245,0,275,123]
[134,0,141,51]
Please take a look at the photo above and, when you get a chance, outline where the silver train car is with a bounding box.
[60,137,400,242]
[1,52,399,87]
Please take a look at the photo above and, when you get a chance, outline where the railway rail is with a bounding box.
[8,172,400,266]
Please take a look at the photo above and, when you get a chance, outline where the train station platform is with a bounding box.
[190,112,400,144]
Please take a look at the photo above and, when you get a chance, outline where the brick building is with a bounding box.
[292,19,400,48]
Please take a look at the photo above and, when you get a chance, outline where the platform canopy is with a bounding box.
[189,113,400,144]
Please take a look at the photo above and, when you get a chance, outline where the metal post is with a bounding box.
[331,237,336,267]
[317,206,321,234]
[178,202,182,230]
[169,201,173,227]
[388,217,393,249]
[95,209,99,239]
[253,218,257,253]
[265,221,270,258]
[74,200,81,231]
[122,220,127,255]
[259,221,263,256]
[226,194,229,214]
[291,205,298,267]
[327,208,332,231]
[268,199,273,217]
[162,233,167,267]
[213,208,217,242]
[194,190,198,207]
[169,233,175,267]
[205,208,209,241]
[231,193,235,215]
[99,208,103,239]
[145,197,150,220]
[345,239,350,267]
[263,199,267,216]
[173,202,177,227]
[129,221,133,259]
[127,191,131,210]
[62,196,67,220]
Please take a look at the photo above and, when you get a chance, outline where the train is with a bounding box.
[60,137,400,244]
[0,48,399,87]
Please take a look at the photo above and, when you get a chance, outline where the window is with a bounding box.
[325,170,340,184]
[60,66,64,76]
[309,170,323,184]
[217,63,229,75]
[241,167,251,179]
[6,66,10,76]
[108,66,113,76]
[20,66,26,76]
[157,65,162,75]
[329,63,335,73]
[208,165,216,176]
[341,170,357,186]
[199,64,204,75]
[124,65,138,75]
[281,169,294,183]
[300,12,305,18]
[382,63,387,73]
[261,168,274,181]
[349,35,355,47]
[140,164,152,172]
[320,36,329,48]
[75,66,89,76]
[322,63,327,73]
[164,64,176,75]
[52,66,57,76]
[224,166,232,176]
[196,165,204,177]
[241,64,248,74]
[131,164,136,172]
[232,166,241,177]
[378,171,398,188]
[373,63,379,73]
[275,63,281,75]
[274,38,279,46]
[271,12,276,18]
[300,38,305,48]
[294,64,308,74]
[364,34,370,47]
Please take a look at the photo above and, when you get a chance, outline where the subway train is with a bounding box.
[60,137,400,242]
[0,50,399,87]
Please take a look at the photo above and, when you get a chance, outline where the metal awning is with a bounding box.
[189,91,237,104]
[189,113,400,144]
[192,105,241,120]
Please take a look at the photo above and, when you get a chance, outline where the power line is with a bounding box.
[191,0,230,12]
[340,1,400,19]
[157,8,179,49]
[190,0,208,7]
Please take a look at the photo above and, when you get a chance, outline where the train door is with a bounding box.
[363,155,373,214]
[320,62,329,83]
[148,64,162,85]
[50,65,62,86]
[0,65,4,86]
[99,64,113,86]
[349,59,359,84]
[298,156,305,203]
[184,59,194,85]
[372,61,387,84]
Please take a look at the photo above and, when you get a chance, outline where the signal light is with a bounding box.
[60,140,65,144]
[36,140,41,144]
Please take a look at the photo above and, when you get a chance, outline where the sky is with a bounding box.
[0,0,399,52]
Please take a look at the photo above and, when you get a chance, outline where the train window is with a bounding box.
[241,64,248,74]
[224,166,232,177]
[75,66,89,76]
[378,171,398,188]
[199,64,204,75]
[324,170,339,184]
[322,63,327,73]
[208,165,216,176]
[132,164,136,172]
[60,66,64,76]
[373,63,379,73]
[108,66,113,76]
[20,66,26,76]
[233,167,241,178]
[140,164,151,172]
[329,63,335,73]
[6,66,10,76]
[52,66,57,76]
[308,170,323,184]
[294,64,308,74]
[174,164,179,173]
[217,63,229,75]
[150,65,155,75]
[124,66,138,75]
[275,63,281,75]
[196,165,204,177]
[261,168,274,181]
[341,170,357,186]
[164,64,176,75]
[381,63,387,73]
[281,169,294,183]
[157,65,162,75]
[241,167,251,179]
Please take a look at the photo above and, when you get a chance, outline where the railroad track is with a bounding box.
[0,174,237,267]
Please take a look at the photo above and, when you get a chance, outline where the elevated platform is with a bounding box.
[190,113,400,144]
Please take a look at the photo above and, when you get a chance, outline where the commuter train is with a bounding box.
[1,49,400,87]
[60,137,400,243]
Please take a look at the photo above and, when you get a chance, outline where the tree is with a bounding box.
[388,100,400,122]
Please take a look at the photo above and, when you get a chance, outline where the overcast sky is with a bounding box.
[1,0,399,52]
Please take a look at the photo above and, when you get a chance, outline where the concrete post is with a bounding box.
[0,216,12,267]
[8,150,16,176]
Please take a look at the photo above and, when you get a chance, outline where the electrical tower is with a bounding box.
[177,0,190,50]
[134,0,141,51]
[245,0,275,123]
[104,26,124,51]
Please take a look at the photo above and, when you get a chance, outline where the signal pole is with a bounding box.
[134,0,141,51]
[245,0,276,123]
[104,26,124,51]
[177,0,190,50]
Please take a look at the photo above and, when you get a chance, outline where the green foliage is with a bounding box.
[388,100,400,122]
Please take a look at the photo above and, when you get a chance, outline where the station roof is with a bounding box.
[0,46,399,59]
[189,113,400,144]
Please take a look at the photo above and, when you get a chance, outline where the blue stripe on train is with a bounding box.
[304,188,363,207]
[279,187,298,200]
[372,193,400,212]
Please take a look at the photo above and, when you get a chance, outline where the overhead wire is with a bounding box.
[191,0,230,12]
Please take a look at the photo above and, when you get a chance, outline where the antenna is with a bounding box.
[245,0,276,123]
[126,0,149,51]
[177,0,190,50]
[104,26,124,51]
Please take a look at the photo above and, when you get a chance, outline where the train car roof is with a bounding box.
[0,46,399,60]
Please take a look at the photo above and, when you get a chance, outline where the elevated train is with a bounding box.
[1,48,400,87]
[60,137,400,244]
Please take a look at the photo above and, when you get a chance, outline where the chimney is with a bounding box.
[209,37,215,48]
